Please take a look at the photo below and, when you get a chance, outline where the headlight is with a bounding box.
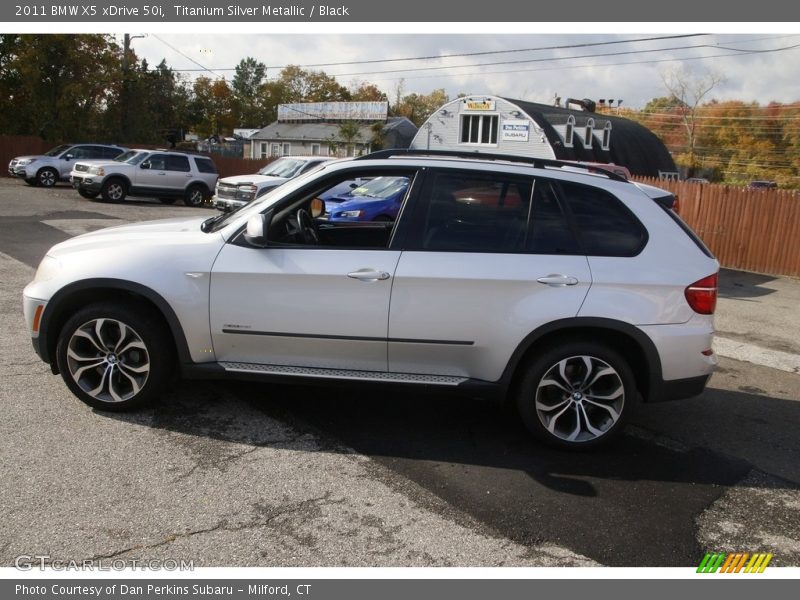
[33,255,62,283]
[17,158,36,166]
[338,210,363,218]
[88,166,105,176]
[236,185,257,201]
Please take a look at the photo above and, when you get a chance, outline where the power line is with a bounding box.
[152,34,224,79]
[166,34,711,73]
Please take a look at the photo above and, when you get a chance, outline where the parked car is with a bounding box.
[747,180,778,190]
[324,175,410,222]
[213,156,333,212]
[685,177,710,184]
[69,149,218,206]
[23,149,719,449]
[8,144,127,187]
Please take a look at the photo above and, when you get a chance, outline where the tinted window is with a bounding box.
[558,181,647,256]
[102,147,123,159]
[68,146,94,159]
[194,157,217,174]
[166,155,190,172]
[527,180,581,254]
[420,171,531,253]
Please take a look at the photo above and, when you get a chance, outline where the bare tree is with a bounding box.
[660,66,725,173]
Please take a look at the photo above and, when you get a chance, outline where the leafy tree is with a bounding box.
[232,57,270,128]
[189,77,235,138]
[393,88,449,127]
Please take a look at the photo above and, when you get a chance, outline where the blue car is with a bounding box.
[324,176,410,222]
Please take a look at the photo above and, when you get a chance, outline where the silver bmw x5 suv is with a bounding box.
[23,150,719,448]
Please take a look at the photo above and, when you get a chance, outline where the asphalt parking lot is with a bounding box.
[1,177,798,568]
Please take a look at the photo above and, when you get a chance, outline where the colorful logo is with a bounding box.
[697,552,773,573]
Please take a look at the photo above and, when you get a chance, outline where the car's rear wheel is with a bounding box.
[55,303,174,411]
[37,167,59,188]
[78,189,99,199]
[184,184,206,207]
[516,341,634,448]
[101,178,127,203]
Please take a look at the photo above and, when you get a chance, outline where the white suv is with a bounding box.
[69,149,219,206]
[213,156,333,212]
[23,150,719,448]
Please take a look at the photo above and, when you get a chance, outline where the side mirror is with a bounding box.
[140,161,151,170]
[63,154,73,161]
[244,210,273,248]
[349,182,358,189]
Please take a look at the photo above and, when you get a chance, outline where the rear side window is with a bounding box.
[527,180,581,255]
[419,171,531,253]
[557,181,647,257]
[194,157,218,174]
[102,147,123,159]
[167,155,191,172]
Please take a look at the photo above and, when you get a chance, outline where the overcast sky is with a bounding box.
[125,33,800,109]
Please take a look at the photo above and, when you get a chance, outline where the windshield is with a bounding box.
[258,158,307,178]
[114,150,148,165]
[45,144,71,157]
[350,176,409,199]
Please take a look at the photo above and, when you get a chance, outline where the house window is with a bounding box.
[259,143,268,159]
[460,114,498,145]
[602,122,612,150]
[282,143,291,156]
[271,143,280,156]
[311,143,321,156]
[564,116,575,148]
[584,118,595,148]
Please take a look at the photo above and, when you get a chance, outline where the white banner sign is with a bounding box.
[501,119,530,142]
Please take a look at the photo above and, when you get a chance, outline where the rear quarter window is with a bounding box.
[194,157,218,174]
[557,181,647,257]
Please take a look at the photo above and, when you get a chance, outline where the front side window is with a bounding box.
[460,114,499,145]
[417,171,532,253]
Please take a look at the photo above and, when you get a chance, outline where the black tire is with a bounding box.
[55,302,174,412]
[78,189,99,199]
[184,184,206,207]
[515,340,635,449]
[101,178,127,203]
[37,167,59,188]
[158,197,177,205]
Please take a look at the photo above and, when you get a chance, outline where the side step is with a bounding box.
[218,362,467,386]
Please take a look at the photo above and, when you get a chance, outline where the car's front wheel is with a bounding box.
[101,178,127,203]
[55,303,174,411]
[516,341,634,448]
[37,167,59,188]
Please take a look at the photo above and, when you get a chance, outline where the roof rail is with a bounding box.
[354,149,629,182]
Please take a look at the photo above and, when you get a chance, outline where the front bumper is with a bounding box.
[214,196,247,212]
[22,293,48,362]
[9,164,35,179]
[70,175,103,192]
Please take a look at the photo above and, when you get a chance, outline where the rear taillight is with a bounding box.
[685,273,718,315]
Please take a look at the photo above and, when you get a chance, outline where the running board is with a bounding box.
[218,362,468,386]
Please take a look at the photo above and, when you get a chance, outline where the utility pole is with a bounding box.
[121,34,145,143]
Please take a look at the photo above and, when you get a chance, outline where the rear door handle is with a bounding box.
[537,274,579,286]
[347,269,391,282]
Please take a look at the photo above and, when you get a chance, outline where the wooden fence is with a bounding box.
[633,177,800,278]
[0,135,51,175]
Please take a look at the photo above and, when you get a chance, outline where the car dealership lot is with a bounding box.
[1,178,798,567]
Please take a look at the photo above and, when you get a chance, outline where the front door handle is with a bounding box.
[537,274,579,287]
[347,269,391,282]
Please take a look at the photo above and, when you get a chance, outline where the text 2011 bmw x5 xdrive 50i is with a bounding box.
[23,150,719,448]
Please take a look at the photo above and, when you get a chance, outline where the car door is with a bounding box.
[134,153,169,194]
[387,169,593,383]
[209,167,418,372]
[58,145,91,178]
[165,155,193,192]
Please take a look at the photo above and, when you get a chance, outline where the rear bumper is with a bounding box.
[651,373,712,402]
